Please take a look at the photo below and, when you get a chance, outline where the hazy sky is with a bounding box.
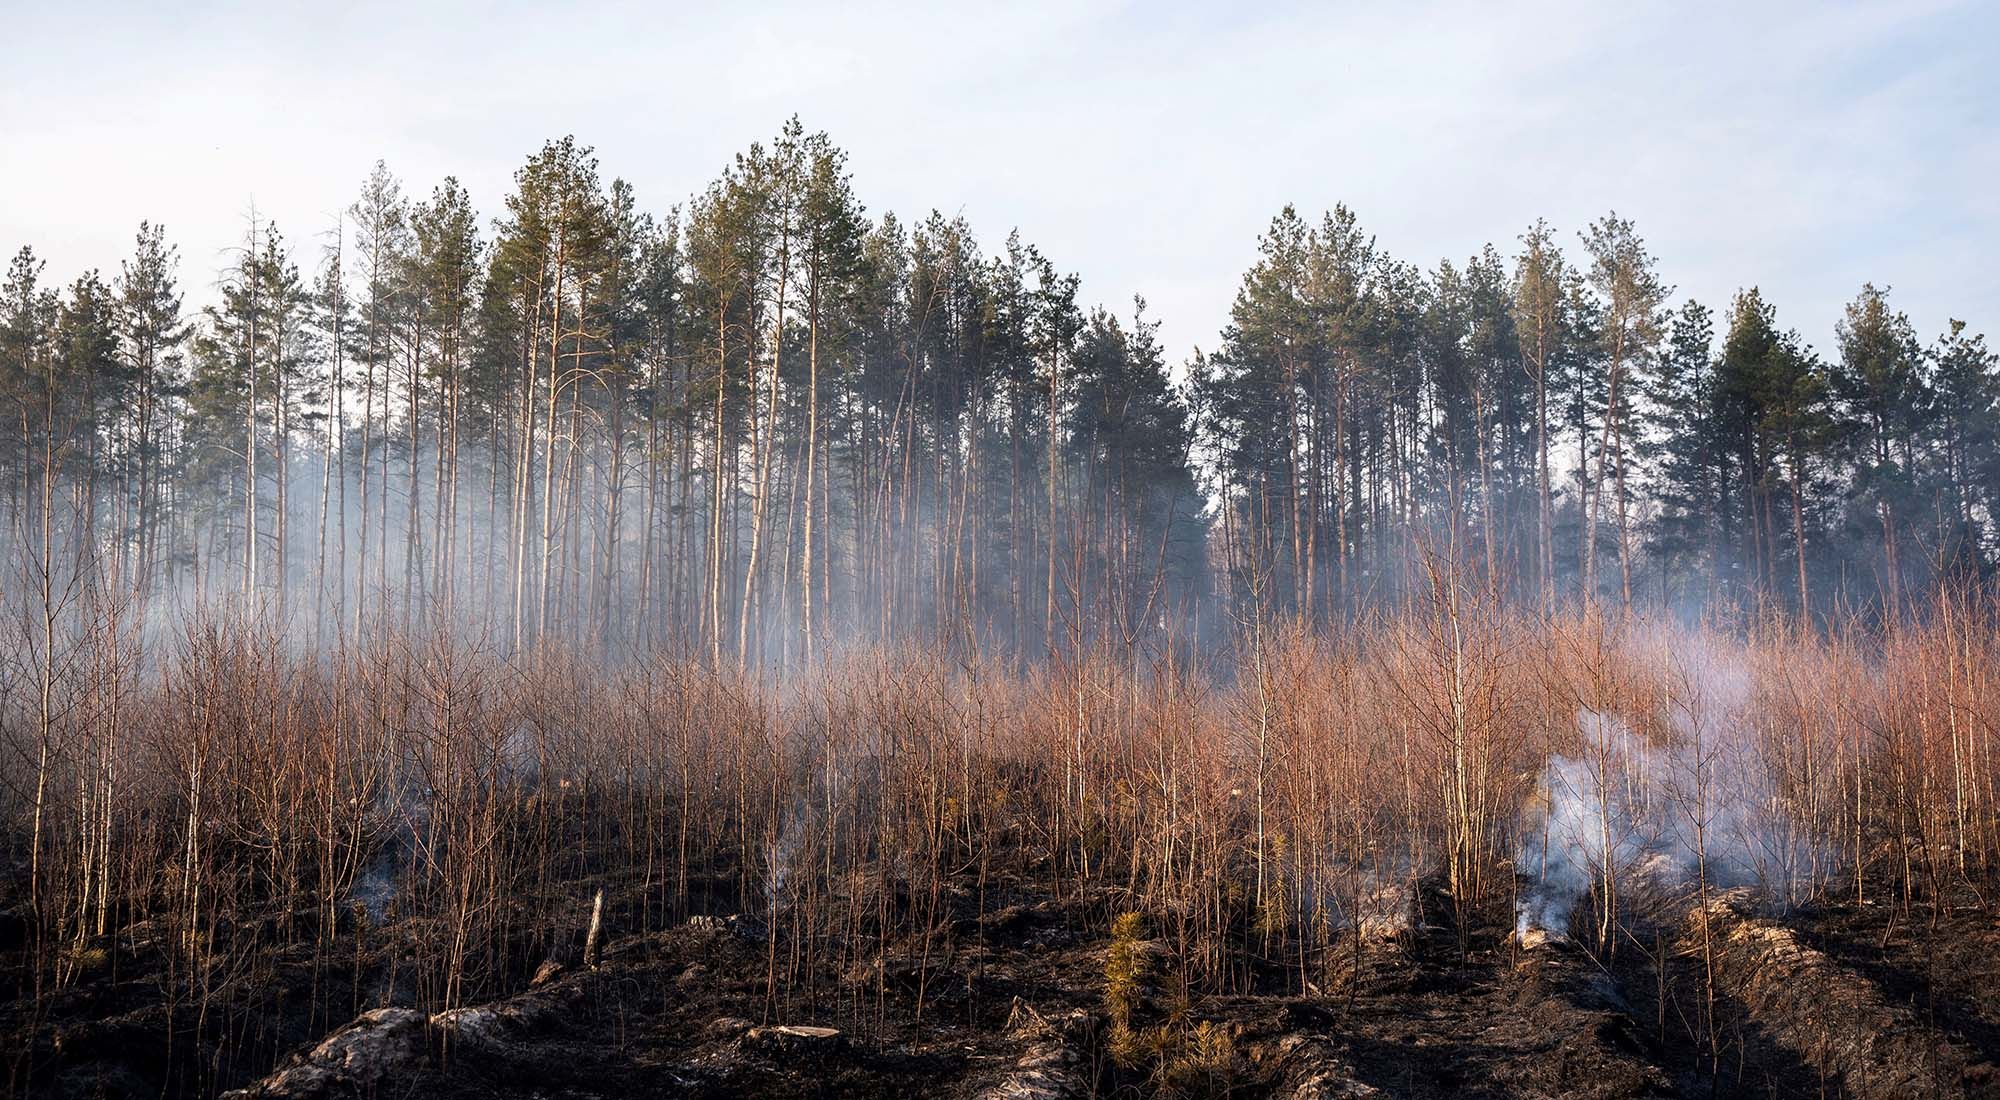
[5,0,1995,362]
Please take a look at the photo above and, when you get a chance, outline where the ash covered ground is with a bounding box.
[14,861,2000,1099]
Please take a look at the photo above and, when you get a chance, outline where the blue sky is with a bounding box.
[5,0,1994,361]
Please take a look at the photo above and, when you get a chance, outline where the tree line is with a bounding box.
[3,120,1996,664]
[1199,208,1998,620]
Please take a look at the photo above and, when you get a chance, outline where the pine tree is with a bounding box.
[1641,299,1720,597]
[1,248,58,543]
[1717,289,1830,607]
[185,219,308,596]
[115,223,187,596]
[1030,252,1082,651]
[1926,320,1998,579]
[684,161,763,663]
[307,228,354,637]
[1511,221,1565,610]
[55,271,123,557]
[488,136,613,649]
[795,129,866,658]
[1463,245,1523,598]
[1064,298,1206,647]
[1832,284,1926,608]
[408,177,483,621]
[349,163,409,631]
[1205,207,1314,616]
[1307,206,1376,608]
[1553,267,1603,594]
[1580,214,1669,608]
[629,207,688,647]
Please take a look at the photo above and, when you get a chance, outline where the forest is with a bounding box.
[4,120,2000,1098]
[5,121,1996,653]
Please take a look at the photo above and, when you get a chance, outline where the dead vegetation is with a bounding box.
[5,593,2000,1096]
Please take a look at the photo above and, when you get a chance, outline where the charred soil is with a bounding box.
[13,868,2000,1099]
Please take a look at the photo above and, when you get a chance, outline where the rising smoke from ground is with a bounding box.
[1516,631,1831,940]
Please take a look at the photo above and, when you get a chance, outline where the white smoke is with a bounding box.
[1516,711,1651,938]
[1517,635,1829,939]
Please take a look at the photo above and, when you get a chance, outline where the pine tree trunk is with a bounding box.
[802,274,819,661]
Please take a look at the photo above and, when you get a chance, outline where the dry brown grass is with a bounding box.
[4,592,2000,1094]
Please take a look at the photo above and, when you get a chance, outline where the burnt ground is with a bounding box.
[1798,889,2000,1064]
[8,872,2000,1099]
